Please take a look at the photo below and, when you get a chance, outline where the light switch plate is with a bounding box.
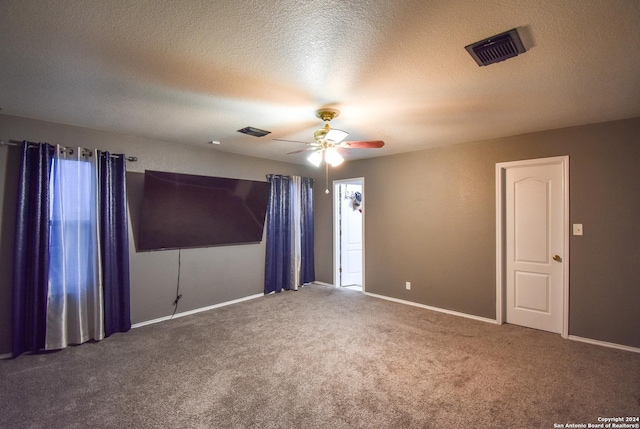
[573,224,583,236]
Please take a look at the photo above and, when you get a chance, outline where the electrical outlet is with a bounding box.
[406,282,411,290]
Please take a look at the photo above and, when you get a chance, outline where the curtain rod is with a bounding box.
[0,139,138,162]
[266,174,315,182]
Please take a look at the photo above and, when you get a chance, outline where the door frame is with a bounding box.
[495,156,569,338]
[333,177,365,291]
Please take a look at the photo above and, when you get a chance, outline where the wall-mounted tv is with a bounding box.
[137,170,271,251]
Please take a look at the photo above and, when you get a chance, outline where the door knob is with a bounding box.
[553,255,562,262]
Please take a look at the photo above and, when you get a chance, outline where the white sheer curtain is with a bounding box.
[290,176,302,290]
[46,145,104,349]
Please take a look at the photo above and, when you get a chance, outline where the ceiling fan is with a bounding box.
[275,108,385,167]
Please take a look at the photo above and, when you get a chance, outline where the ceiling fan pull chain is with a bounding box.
[325,162,330,194]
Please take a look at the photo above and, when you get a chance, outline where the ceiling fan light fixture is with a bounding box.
[281,107,384,166]
[307,150,323,167]
[325,147,344,167]
[330,158,344,167]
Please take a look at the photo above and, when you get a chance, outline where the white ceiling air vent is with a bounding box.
[465,28,526,66]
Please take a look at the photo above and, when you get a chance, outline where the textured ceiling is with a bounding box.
[1,0,639,164]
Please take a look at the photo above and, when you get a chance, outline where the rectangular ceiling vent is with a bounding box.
[237,126,271,137]
[465,28,526,66]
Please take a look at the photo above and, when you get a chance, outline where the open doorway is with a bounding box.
[333,178,364,292]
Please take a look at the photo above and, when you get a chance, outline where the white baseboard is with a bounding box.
[132,293,263,329]
[317,280,497,324]
[10,285,631,356]
[568,335,640,354]
[362,291,640,354]
[360,290,640,354]
[363,291,499,325]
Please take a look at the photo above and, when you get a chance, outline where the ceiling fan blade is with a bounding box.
[287,148,318,155]
[344,140,385,149]
[273,138,313,145]
[325,128,349,144]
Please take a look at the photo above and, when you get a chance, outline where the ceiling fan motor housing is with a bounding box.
[314,123,331,142]
[316,108,340,122]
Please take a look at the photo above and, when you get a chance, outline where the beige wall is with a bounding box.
[2,114,639,355]
[0,114,320,355]
[315,117,640,348]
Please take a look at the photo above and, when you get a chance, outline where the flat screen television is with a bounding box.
[137,170,271,251]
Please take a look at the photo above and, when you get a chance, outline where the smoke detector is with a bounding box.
[465,28,526,66]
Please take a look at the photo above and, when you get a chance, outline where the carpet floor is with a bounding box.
[1,284,639,428]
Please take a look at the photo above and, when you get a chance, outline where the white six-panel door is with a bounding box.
[498,157,568,335]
